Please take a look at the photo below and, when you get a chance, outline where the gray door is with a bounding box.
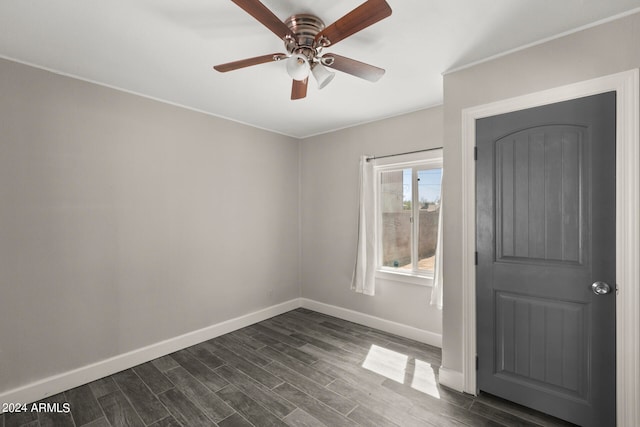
[476,92,616,427]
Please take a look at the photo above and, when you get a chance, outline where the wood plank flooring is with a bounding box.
[1,309,576,427]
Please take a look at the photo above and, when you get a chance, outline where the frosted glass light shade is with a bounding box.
[286,54,310,81]
[311,63,335,89]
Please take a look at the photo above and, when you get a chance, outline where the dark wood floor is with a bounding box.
[1,308,576,427]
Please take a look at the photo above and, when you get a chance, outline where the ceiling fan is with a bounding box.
[213,0,392,100]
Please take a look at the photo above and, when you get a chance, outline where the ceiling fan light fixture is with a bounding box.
[286,53,310,81]
[213,1,392,100]
[311,62,335,90]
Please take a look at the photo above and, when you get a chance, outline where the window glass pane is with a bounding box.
[380,169,412,269]
[417,168,442,272]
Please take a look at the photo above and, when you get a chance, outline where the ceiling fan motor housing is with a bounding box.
[284,14,326,61]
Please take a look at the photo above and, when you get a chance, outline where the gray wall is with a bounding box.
[300,108,443,335]
[441,12,640,374]
[0,58,300,394]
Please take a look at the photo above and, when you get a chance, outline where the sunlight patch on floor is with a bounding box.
[411,358,440,398]
[362,344,441,399]
[361,344,408,383]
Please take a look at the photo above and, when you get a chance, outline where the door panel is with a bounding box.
[495,292,588,397]
[476,92,616,427]
[495,126,585,264]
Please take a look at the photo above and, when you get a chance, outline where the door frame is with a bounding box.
[460,69,640,426]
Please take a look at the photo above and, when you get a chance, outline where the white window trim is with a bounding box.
[375,269,434,287]
[373,151,443,287]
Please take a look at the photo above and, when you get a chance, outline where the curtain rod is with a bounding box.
[366,146,443,162]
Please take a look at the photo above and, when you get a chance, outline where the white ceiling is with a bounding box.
[1,1,639,138]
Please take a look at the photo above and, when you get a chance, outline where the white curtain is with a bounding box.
[352,155,376,296]
[430,177,444,309]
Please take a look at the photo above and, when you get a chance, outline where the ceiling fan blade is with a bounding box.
[291,78,308,100]
[323,54,385,82]
[315,0,392,47]
[214,53,286,72]
[231,0,295,40]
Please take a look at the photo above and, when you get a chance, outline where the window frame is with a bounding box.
[373,152,443,286]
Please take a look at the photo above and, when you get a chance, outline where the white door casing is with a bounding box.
[459,69,639,426]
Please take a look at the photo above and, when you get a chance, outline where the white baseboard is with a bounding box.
[300,298,442,348]
[1,297,443,412]
[438,367,465,393]
[0,298,301,410]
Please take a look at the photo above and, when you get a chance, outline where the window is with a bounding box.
[376,158,442,280]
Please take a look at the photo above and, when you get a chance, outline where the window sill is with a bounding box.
[375,269,433,287]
